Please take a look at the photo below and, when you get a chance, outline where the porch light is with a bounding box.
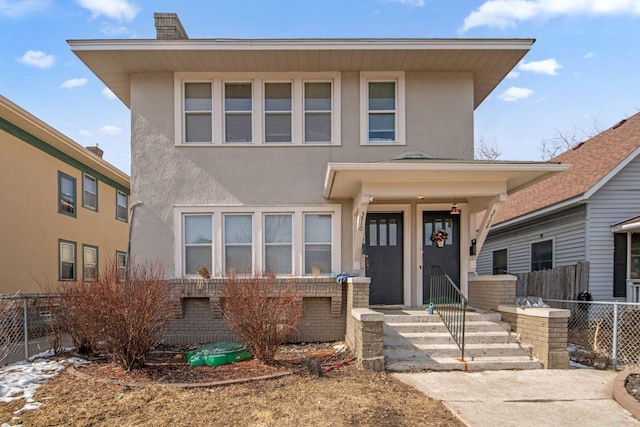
[450,203,460,215]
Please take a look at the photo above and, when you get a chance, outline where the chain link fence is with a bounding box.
[546,299,640,370]
[0,294,70,366]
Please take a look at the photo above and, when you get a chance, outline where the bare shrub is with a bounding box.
[221,272,303,363]
[57,259,174,371]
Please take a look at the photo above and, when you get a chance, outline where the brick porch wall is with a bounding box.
[468,275,517,311]
[163,278,346,345]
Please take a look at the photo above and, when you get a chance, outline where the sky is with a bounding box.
[1,0,639,175]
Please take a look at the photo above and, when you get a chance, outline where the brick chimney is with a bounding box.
[154,12,189,40]
[86,145,104,158]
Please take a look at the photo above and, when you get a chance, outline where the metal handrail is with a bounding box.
[430,265,468,361]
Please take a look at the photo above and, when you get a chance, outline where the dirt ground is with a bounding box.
[1,343,463,426]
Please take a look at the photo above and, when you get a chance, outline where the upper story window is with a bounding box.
[116,190,128,222]
[265,83,292,143]
[58,171,76,217]
[176,73,340,146]
[492,248,508,275]
[531,239,553,271]
[225,83,253,143]
[360,72,405,145]
[184,82,212,143]
[82,173,98,211]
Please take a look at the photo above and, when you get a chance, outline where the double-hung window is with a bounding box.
[304,214,332,275]
[225,83,253,143]
[59,240,76,281]
[264,214,293,275]
[83,245,98,281]
[116,251,127,280]
[264,83,292,143]
[178,73,339,145]
[531,239,553,271]
[224,214,253,273]
[116,190,128,222]
[184,82,213,143]
[304,82,332,143]
[82,173,98,211]
[184,215,213,275]
[360,72,405,145]
[58,172,76,216]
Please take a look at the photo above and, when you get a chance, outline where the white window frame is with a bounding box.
[175,72,341,146]
[263,81,293,144]
[183,81,214,144]
[263,213,294,275]
[224,81,254,144]
[223,213,254,274]
[183,214,214,276]
[82,244,98,282]
[82,173,98,211]
[174,205,341,278]
[116,190,128,222]
[359,71,405,145]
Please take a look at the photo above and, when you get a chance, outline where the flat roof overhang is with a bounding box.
[612,216,640,232]
[68,38,534,109]
[324,160,568,210]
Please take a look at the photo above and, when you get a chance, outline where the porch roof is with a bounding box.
[612,216,640,232]
[323,160,567,209]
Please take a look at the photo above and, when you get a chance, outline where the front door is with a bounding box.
[365,212,403,305]
[422,211,460,304]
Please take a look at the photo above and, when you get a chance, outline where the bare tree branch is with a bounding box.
[540,117,605,160]
[475,137,501,160]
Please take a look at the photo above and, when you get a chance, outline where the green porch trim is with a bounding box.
[0,116,130,195]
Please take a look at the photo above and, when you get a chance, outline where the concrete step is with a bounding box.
[385,356,544,372]
[384,330,521,346]
[382,310,502,324]
[384,320,511,334]
[385,342,533,359]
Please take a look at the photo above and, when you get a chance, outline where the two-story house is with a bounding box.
[0,95,130,294]
[69,13,564,345]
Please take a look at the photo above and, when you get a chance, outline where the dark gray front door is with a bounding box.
[365,212,403,305]
[422,211,460,304]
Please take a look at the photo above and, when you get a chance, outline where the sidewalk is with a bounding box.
[395,369,639,427]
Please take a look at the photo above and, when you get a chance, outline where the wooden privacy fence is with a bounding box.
[515,262,589,300]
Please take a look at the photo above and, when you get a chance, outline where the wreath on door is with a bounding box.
[431,229,448,248]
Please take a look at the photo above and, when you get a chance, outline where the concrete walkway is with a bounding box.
[395,369,639,427]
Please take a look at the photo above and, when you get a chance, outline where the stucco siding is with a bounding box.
[477,206,586,276]
[129,71,476,277]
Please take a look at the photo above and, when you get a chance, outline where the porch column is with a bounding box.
[469,193,505,274]
[352,193,372,274]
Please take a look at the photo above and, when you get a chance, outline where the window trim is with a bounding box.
[183,81,213,144]
[82,244,99,282]
[224,81,254,144]
[175,72,341,146]
[174,205,341,278]
[530,238,554,272]
[263,81,293,144]
[58,239,77,281]
[116,189,128,222]
[359,71,405,145]
[263,213,294,275]
[82,173,98,211]
[492,248,509,275]
[116,251,127,279]
[58,171,76,217]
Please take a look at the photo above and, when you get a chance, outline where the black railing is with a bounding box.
[430,265,467,361]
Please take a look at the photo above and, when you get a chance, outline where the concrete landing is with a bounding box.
[395,369,639,427]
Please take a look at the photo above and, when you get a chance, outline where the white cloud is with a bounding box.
[98,125,122,136]
[498,86,533,102]
[519,58,562,75]
[100,23,131,36]
[506,70,520,79]
[17,50,54,69]
[102,87,117,100]
[78,130,92,138]
[76,0,139,22]
[381,0,425,6]
[584,52,596,59]
[0,0,50,18]
[61,78,87,89]
[461,0,640,32]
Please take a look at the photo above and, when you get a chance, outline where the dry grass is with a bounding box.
[1,344,463,427]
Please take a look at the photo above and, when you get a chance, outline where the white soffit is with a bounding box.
[323,161,568,199]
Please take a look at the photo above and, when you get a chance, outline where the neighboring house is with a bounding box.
[476,112,640,302]
[0,95,130,294]
[69,13,562,343]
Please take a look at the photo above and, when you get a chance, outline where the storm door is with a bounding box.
[365,213,403,305]
[422,211,460,304]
